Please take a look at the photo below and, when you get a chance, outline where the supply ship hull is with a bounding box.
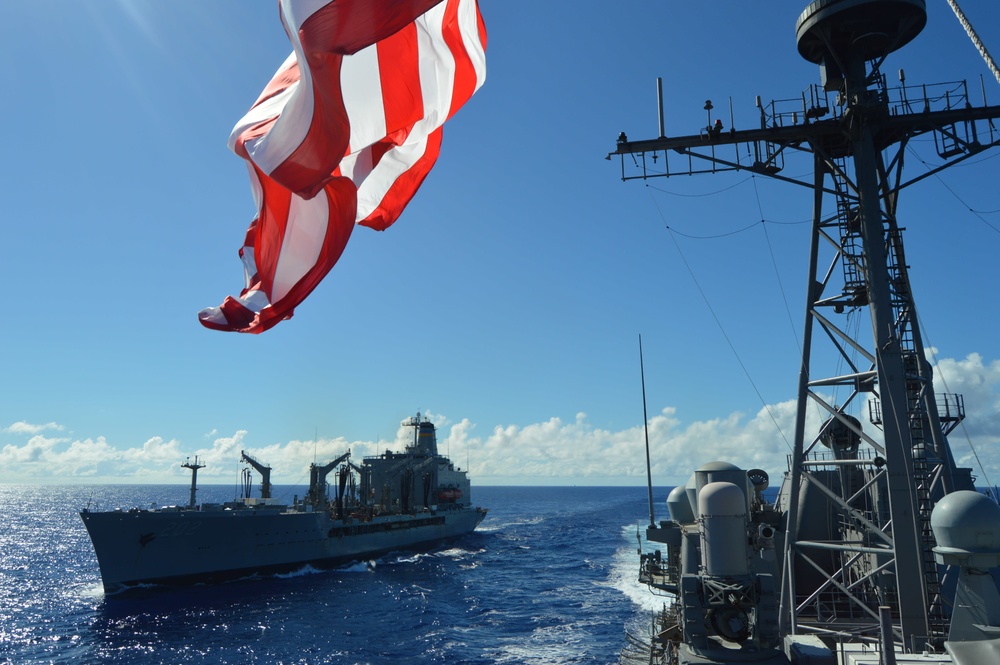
[81,503,486,592]
[81,414,487,593]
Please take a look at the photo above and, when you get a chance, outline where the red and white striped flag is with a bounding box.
[199,0,487,333]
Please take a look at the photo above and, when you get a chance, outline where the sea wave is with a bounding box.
[3,485,653,665]
[602,523,670,614]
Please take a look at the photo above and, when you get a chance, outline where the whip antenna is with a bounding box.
[639,334,655,528]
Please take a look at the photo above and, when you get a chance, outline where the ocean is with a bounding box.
[0,485,670,665]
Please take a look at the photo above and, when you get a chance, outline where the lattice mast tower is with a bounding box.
[610,0,1000,650]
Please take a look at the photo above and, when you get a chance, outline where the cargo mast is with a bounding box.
[240,450,273,499]
[182,456,205,508]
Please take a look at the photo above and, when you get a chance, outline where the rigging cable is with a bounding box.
[751,175,803,360]
[644,185,793,453]
[946,0,1000,88]
[752,176,860,441]
[753,174,847,436]
[906,145,1000,234]
[902,139,999,488]
[891,139,999,492]
[902,141,999,484]
[897,120,1000,494]
[646,177,751,198]
[914,308,996,495]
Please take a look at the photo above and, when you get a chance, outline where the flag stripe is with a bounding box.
[200,0,486,334]
[376,22,423,141]
[341,41,389,154]
[350,0,484,227]
[288,0,446,56]
[271,188,330,303]
[449,0,487,118]
[228,54,300,159]
[360,129,443,231]
[264,41,348,199]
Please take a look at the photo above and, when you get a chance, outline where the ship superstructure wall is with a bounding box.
[364,453,471,513]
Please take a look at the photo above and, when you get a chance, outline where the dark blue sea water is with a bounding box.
[0,485,670,665]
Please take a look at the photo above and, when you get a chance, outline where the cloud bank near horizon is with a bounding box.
[4,353,1000,487]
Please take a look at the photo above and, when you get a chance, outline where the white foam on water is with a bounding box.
[274,564,322,579]
[478,515,546,533]
[335,561,375,573]
[489,621,596,665]
[602,523,673,615]
[272,560,373,579]
[391,553,425,564]
[74,582,106,600]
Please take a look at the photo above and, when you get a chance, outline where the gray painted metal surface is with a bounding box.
[614,1,1000,663]
[80,414,486,593]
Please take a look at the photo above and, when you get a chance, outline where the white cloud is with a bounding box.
[3,421,64,435]
[1,434,65,464]
[931,352,1000,487]
[0,406,835,486]
[3,353,1000,486]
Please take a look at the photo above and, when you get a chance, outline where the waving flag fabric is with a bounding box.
[199,0,487,333]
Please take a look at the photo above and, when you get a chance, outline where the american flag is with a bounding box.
[200,0,487,333]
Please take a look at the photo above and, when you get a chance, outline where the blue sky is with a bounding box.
[3,1,1000,487]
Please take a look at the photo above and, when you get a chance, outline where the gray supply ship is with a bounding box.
[611,1,1000,663]
[81,414,486,593]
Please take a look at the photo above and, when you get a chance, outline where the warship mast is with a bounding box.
[610,0,1000,652]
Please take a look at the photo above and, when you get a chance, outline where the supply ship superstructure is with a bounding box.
[81,414,486,593]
